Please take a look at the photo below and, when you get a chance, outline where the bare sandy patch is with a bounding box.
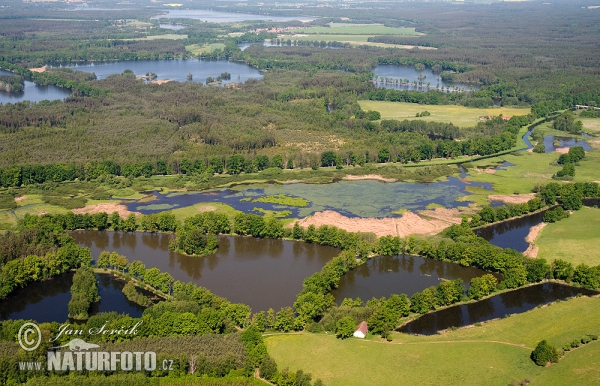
[296,209,461,238]
[342,174,396,183]
[523,222,547,258]
[29,66,48,73]
[488,193,536,205]
[149,79,171,85]
[554,147,569,154]
[72,203,140,217]
[527,148,533,153]
[14,195,27,202]
[197,205,218,213]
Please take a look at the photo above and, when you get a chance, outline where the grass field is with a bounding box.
[265,296,600,386]
[290,23,423,36]
[186,43,226,55]
[580,117,600,133]
[536,207,600,266]
[358,101,531,128]
[290,35,433,50]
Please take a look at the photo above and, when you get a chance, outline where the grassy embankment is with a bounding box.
[287,23,432,50]
[266,296,600,386]
[535,207,600,267]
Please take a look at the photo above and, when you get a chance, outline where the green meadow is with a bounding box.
[290,23,423,36]
[536,207,600,267]
[358,101,530,128]
[265,296,600,386]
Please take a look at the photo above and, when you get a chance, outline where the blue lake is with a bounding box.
[543,135,592,153]
[373,64,478,93]
[60,59,263,85]
[151,9,313,23]
[0,69,70,105]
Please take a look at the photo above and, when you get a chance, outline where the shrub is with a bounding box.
[531,340,559,366]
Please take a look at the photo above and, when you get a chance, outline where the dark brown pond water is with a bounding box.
[71,231,341,312]
[0,272,153,323]
[331,255,501,303]
[396,282,599,335]
[475,211,547,252]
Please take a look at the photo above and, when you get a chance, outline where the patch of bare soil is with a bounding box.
[488,193,536,205]
[197,205,218,212]
[29,66,48,73]
[554,147,570,154]
[296,209,461,238]
[149,79,171,85]
[72,203,140,217]
[342,174,396,183]
[14,196,27,202]
[523,222,547,258]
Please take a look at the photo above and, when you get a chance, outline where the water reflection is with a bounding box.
[70,231,340,311]
[475,211,546,252]
[397,283,598,335]
[331,255,499,303]
[0,272,152,323]
[543,136,592,153]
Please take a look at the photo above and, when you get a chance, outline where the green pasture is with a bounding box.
[290,23,423,36]
[536,207,600,267]
[186,43,226,55]
[580,117,600,133]
[358,101,531,128]
[265,296,600,386]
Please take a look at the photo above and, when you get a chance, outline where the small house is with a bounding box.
[353,321,368,339]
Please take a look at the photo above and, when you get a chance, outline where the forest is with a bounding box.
[1,0,600,385]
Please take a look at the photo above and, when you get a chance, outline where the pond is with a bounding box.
[70,231,340,312]
[0,69,71,105]
[0,272,153,323]
[474,211,546,253]
[151,9,313,23]
[397,282,599,335]
[160,23,187,31]
[331,255,502,303]
[119,178,493,218]
[373,65,478,93]
[543,135,592,153]
[59,59,263,85]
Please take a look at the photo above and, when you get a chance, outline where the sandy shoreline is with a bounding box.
[296,208,462,238]
[72,203,140,217]
[488,193,536,205]
[523,222,547,258]
[342,174,396,183]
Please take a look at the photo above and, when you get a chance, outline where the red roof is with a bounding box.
[355,321,368,335]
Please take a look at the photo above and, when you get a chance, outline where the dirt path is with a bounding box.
[488,193,536,205]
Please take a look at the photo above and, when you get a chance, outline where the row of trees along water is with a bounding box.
[469,182,600,228]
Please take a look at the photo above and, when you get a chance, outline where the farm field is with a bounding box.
[290,23,423,36]
[265,296,600,386]
[358,101,530,128]
[536,207,600,267]
[186,43,226,55]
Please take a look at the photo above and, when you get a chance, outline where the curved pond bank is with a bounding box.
[331,254,501,303]
[71,231,340,312]
[396,282,599,335]
[0,272,153,323]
